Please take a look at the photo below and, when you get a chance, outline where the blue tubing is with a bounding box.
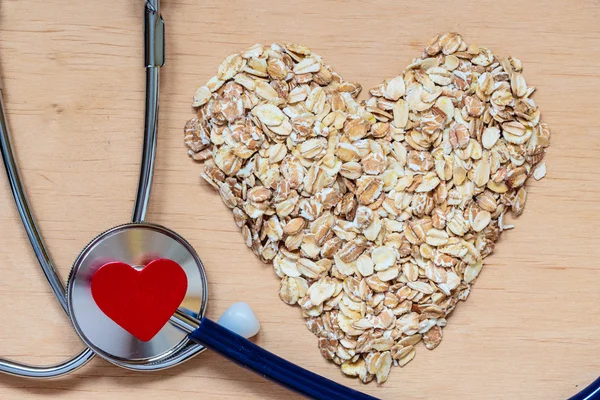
[189,318,379,400]
[570,377,600,400]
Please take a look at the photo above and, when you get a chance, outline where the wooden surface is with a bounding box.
[0,0,599,398]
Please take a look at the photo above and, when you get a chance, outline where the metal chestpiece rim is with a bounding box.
[66,223,208,366]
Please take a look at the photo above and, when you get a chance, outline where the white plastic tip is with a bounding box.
[217,302,260,339]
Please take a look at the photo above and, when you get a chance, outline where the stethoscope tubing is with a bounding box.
[170,312,378,400]
[569,378,600,400]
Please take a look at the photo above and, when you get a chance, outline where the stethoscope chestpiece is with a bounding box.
[66,223,208,366]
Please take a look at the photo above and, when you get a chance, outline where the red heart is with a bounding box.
[91,259,188,342]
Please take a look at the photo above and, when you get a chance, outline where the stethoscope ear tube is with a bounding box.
[133,0,165,223]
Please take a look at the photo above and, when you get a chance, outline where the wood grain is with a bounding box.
[1,0,599,398]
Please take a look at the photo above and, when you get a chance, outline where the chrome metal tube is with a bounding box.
[132,0,164,223]
[132,67,159,223]
[0,91,69,314]
[0,347,93,378]
[0,87,96,377]
[170,309,201,334]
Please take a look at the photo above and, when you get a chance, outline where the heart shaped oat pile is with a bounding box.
[183,33,550,384]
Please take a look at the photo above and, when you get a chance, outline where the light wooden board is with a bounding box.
[0,0,599,398]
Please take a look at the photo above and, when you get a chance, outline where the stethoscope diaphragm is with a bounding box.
[67,223,208,365]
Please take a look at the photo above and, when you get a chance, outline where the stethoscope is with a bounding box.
[0,1,379,399]
[1,3,599,400]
